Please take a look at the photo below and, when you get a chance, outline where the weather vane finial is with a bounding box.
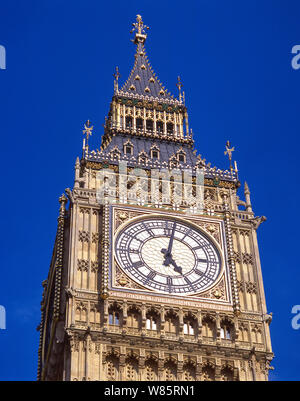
[130,15,149,44]
[224,140,235,170]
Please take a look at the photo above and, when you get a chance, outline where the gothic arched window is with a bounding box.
[125,356,139,381]
[220,366,234,381]
[106,355,119,381]
[124,141,134,156]
[183,362,196,381]
[183,319,195,336]
[238,324,250,342]
[202,365,215,381]
[145,358,158,381]
[164,360,177,381]
[126,116,133,129]
[202,316,216,339]
[150,145,160,160]
[165,312,178,336]
[146,119,153,131]
[108,307,121,326]
[146,312,158,330]
[156,121,163,133]
[136,118,143,130]
[220,319,233,340]
[167,122,174,135]
[127,308,140,329]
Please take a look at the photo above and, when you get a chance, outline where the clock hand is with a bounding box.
[169,258,182,274]
[167,222,176,254]
[161,222,177,265]
[161,252,183,274]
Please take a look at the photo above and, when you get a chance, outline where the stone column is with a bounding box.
[196,356,202,381]
[138,352,145,381]
[163,111,167,135]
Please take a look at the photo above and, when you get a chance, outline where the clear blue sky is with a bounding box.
[0,0,299,381]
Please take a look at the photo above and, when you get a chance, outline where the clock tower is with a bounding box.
[37,15,273,381]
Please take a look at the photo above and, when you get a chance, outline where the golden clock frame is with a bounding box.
[108,204,233,308]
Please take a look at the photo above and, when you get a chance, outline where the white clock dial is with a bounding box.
[114,217,222,295]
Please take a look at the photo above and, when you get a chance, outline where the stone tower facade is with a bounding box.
[37,15,273,381]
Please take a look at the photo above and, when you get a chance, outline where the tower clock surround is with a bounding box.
[113,211,226,298]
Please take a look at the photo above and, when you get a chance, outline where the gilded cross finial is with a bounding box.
[130,15,149,44]
[176,76,183,102]
[224,140,235,170]
[113,66,120,81]
[82,120,93,151]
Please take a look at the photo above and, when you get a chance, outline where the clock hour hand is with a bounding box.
[169,258,182,275]
[161,248,172,266]
[160,250,183,274]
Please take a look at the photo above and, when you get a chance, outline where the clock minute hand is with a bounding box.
[167,222,176,254]
[161,222,177,266]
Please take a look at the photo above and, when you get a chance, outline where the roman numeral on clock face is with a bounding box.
[195,269,205,276]
[132,261,143,268]
[163,222,174,236]
[145,271,156,284]
[142,222,154,237]
[129,249,139,254]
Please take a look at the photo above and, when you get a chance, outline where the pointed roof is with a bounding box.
[117,15,180,104]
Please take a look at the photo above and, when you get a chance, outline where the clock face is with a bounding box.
[114,217,222,295]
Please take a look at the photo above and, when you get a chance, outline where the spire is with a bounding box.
[119,15,180,103]
[244,181,252,212]
[113,66,120,92]
[176,76,183,102]
[244,181,250,194]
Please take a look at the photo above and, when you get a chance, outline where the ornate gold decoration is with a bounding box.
[82,120,93,143]
[194,277,226,300]
[115,264,147,290]
[224,140,235,170]
[130,15,149,44]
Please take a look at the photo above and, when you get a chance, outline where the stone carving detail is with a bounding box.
[114,209,142,231]
[91,261,99,272]
[237,280,244,292]
[194,277,226,300]
[233,251,241,263]
[92,232,100,243]
[242,253,253,265]
[77,259,89,271]
[191,220,221,245]
[80,207,90,214]
[204,188,217,201]
[245,282,257,294]
[69,337,80,353]
[203,199,215,215]
[79,230,90,242]
[115,264,147,290]
[239,230,250,237]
